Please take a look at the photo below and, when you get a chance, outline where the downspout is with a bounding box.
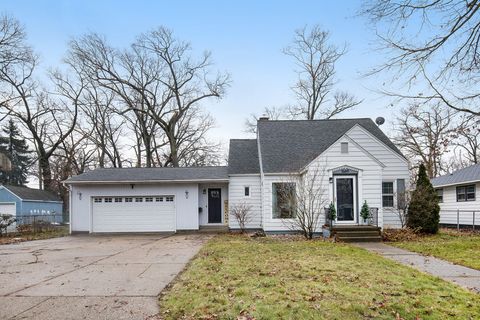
[256,126,265,229]
[68,184,72,234]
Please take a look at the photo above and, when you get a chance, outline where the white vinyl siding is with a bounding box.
[346,125,409,229]
[70,183,200,232]
[228,175,262,229]
[436,182,480,226]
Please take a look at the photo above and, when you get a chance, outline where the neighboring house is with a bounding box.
[65,118,409,234]
[0,185,64,225]
[432,164,480,227]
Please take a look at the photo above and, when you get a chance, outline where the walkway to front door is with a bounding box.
[208,188,222,223]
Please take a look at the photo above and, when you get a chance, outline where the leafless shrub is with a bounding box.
[230,202,252,233]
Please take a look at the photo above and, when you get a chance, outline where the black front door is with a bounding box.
[208,188,222,223]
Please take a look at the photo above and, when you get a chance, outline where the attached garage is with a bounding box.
[91,195,175,233]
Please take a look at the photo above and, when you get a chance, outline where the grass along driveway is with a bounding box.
[390,229,480,270]
[159,234,480,319]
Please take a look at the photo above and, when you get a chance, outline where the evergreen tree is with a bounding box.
[0,119,32,185]
[407,163,440,234]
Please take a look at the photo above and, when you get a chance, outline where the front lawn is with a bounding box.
[159,234,480,319]
[390,229,480,270]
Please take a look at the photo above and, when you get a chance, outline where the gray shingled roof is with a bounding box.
[228,139,260,174]
[257,118,404,173]
[64,166,229,184]
[432,163,480,187]
[2,185,62,202]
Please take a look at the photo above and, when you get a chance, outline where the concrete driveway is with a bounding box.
[0,234,210,320]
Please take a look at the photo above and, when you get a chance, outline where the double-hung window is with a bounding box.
[457,185,475,202]
[382,182,394,208]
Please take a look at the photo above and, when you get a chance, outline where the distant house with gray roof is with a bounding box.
[65,118,409,234]
[0,185,63,227]
[432,164,480,227]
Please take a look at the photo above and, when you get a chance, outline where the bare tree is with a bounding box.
[393,103,458,178]
[454,115,480,165]
[283,25,361,120]
[69,27,229,167]
[361,0,480,116]
[244,106,285,134]
[277,166,329,239]
[393,190,411,229]
[230,202,252,233]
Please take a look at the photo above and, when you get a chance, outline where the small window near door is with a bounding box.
[125,197,133,203]
[244,186,250,197]
[382,182,394,207]
[436,189,444,203]
[341,142,348,154]
[135,197,143,202]
[114,197,122,203]
[272,182,296,219]
[104,197,113,203]
[94,198,102,203]
[457,185,475,202]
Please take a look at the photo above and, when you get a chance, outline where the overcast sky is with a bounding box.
[2,0,396,152]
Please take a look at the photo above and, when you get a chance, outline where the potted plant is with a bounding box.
[360,200,370,224]
[327,202,336,227]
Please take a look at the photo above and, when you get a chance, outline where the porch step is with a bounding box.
[337,236,382,243]
[198,225,229,233]
[331,226,382,243]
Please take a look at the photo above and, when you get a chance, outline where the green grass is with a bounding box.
[391,230,480,270]
[159,234,480,319]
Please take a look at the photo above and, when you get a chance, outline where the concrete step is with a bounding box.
[334,231,381,237]
[336,235,382,243]
[332,225,380,232]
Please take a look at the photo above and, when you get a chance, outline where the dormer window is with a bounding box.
[341,142,348,154]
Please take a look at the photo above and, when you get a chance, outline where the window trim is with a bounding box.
[436,188,444,203]
[456,184,476,202]
[244,186,250,197]
[340,142,349,154]
[382,181,394,208]
[271,182,296,220]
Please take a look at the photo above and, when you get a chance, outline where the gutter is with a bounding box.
[432,179,480,188]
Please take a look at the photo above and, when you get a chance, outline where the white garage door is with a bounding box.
[0,203,16,216]
[91,196,175,233]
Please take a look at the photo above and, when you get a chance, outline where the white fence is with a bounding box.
[439,210,479,230]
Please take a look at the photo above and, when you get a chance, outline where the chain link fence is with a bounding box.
[1,214,67,236]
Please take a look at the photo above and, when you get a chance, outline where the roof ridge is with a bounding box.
[94,165,228,170]
[258,118,373,123]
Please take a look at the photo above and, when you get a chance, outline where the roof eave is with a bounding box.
[64,178,229,185]
[432,179,480,188]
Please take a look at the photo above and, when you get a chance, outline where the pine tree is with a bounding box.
[407,163,440,234]
[0,119,32,186]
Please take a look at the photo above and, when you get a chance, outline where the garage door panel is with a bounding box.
[92,196,175,233]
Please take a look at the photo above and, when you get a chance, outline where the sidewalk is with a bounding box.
[354,242,480,293]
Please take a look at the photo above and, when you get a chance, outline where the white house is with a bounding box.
[65,118,409,234]
[431,164,480,227]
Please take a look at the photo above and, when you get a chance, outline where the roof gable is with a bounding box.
[257,118,403,173]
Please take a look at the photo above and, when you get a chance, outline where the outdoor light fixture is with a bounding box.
[202,189,206,194]
[185,190,189,199]
[131,184,135,189]
[329,177,333,183]
[78,192,82,200]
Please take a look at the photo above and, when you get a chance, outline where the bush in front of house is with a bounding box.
[407,163,440,234]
